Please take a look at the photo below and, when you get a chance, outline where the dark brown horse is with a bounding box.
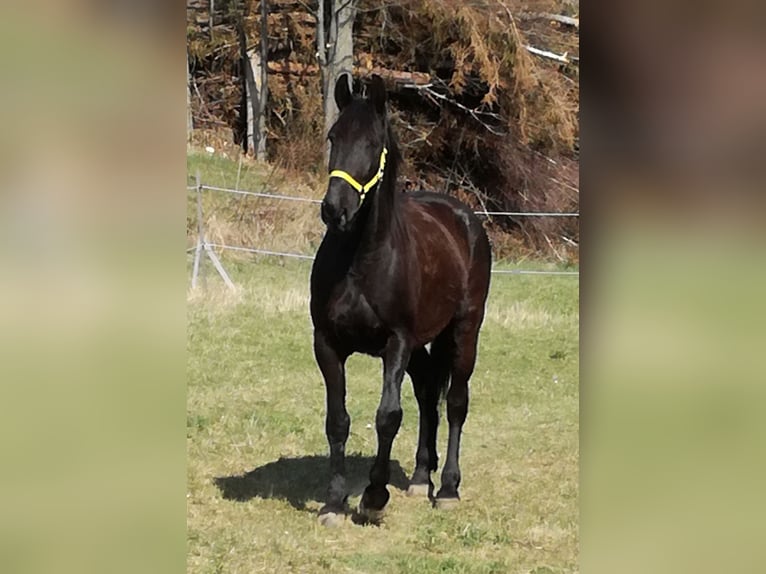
[310,74,491,526]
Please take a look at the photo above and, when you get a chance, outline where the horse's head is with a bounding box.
[321,73,389,233]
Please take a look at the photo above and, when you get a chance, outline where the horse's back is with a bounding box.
[404,191,491,272]
[402,191,491,336]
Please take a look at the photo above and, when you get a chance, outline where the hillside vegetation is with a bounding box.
[187,0,579,259]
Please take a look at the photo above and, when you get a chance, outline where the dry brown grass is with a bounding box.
[188,138,327,258]
[415,0,579,151]
[188,143,578,264]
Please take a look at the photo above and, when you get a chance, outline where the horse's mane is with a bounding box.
[381,111,402,198]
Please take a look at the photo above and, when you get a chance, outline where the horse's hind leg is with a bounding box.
[406,346,441,497]
[314,331,350,527]
[435,317,481,508]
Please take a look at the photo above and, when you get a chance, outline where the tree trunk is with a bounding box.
[317,0,327,161]
[209,0,215,40]
[317,0,326,71]
[256,0,269,161]
[241,2,269,160]
[187,49,193,147]
[244,48,261,155]
[322,0,356,163]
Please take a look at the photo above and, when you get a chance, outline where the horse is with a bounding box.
[310,73,492,526]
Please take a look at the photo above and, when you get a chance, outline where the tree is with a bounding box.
[255,0,269,161]
[318,0,356,161]
[239,0,269,161]
[187,48,193,147]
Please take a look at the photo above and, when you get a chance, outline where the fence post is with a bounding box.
[191,171,236,291]
[203,243,236,290]
[191,170,204,289]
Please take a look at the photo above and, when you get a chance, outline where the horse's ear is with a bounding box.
[368,74,387,115]
[334,73,353,111]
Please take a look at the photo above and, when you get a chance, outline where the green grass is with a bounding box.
[187,258,579,573]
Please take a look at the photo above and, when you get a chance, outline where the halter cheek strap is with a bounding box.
[329,147,388,199]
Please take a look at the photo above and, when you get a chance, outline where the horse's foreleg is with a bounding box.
[406,346,439,498]
[360,334,410,522]
[314,331,349,527]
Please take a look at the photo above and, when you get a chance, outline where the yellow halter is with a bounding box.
[329,147,388,199]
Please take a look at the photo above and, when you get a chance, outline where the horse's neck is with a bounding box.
[351,130,404,268]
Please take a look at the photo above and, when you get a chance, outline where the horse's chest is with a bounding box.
[324,280,388,354]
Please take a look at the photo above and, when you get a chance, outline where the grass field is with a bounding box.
[187,256,579,574]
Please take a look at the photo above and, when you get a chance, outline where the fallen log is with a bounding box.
[265,60,432,86]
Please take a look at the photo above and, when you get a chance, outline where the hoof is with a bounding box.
[407,483,430,498]
[434,497,460,510]
[318,511,345,528]
[358,500,385,524]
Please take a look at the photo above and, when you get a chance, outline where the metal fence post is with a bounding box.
[191,170,204,289]
[203,243,236,290]
[191,171,236,291]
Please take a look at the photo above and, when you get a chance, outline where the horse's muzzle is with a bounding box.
[321,199,349,232]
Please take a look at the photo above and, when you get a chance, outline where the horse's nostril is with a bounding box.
[321,201,332,223]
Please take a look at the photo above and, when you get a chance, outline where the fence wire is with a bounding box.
[475,211,578,217]
[193,182,579,217]
[188,180,579,279]
[206,243,316,261]
[193,242,578,277]
[200,184,323,204]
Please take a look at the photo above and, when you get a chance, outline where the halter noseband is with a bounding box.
[329,147,388,200]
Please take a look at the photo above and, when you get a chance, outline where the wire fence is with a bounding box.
[475,211,579,217]
[200,184,323,204]
[187,177,579,288]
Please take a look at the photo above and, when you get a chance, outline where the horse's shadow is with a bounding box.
[214,454,409,512]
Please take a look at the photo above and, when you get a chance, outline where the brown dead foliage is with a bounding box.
[187,0,579,260]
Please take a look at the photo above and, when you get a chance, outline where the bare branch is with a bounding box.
[459,169,492,219]
[561,235,579,247]
[519,13,579,28]
[525,45,575,64]
[294,0,317,17]
[406,83,506,136]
